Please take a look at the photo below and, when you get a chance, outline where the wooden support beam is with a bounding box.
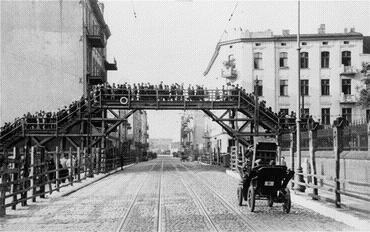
[66,137,79,149]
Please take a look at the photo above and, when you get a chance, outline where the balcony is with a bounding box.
[340,93,357,104]
[104,59,117,71]
[221,68,238,79]
[87,25,106,48]
[87,70,106,85]
[340,65,357,76]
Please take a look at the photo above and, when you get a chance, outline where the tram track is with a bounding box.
[172,163,219,232]
[115,160,163,232]
[178,162,261,232]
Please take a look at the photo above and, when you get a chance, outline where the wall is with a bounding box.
[0,1,84,124]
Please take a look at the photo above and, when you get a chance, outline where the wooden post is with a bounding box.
[309,129,318,199]
[0,150,8,216]
[77,147,81,182]
[40,147,46,198]
[55,147,60,192]
[289,132,295,189]
[68,147,73,186]
[30,147,36,202]
[368,121,370,152]
[21,146,29,206]
[333,122,342,208]
[11,147,18,210]
[83,148,87,179]
[88,147,94,178]
[276,135,281,165]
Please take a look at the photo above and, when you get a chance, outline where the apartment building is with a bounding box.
[205,24,370,124]
[0,0,117,124]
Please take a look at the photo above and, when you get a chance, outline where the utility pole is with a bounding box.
[295,0,305,192]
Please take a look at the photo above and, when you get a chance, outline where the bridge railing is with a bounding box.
[98,88,242,104]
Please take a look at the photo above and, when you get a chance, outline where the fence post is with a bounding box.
[77,147,81,182]
[0,150,8,216]
[276,135,281,165]
[309,128,318,199]
[368,121,370,151]
[88,147,94,178]
[289,132,295,189]
[68,147,73,186]
[30,147,36,202]
[55,147,60,192]
[20,147,29,206]
[11,147,18,210]
[40,147,46,198]
[333,118,344,208]
[83,148,87,179]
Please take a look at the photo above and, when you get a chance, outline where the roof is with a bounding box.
[203,32,364,76]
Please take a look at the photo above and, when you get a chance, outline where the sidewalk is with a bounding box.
[225,169,370,231]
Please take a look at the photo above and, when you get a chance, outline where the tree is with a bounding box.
[358,62,370,108]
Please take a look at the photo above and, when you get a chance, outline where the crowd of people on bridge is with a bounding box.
[1,82,300,138]
[0,98,89,137]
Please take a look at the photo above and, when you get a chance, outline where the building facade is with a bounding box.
[205,25,370,125]
[0,0,116,124]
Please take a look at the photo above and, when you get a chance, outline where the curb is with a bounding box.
[61,163,135,197]
[225,169,370,231]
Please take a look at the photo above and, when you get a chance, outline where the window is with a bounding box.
[280,80,288,96]
[301,80,309,96]
[281,42,286,46]
[255,43,261,46]
[321,79,330,95]
[303,108,310,117]
[279,52,288,68]
[321,108,330,125]
[342,51,351,66]
[342,79,351,95]
[322,41,328,45]
[344,41,349,44]
[300,52,309,68]
[321,51,330,68]
[342,108,352,123]
[280,108,289,116]
[254,80,263,96]
[254,52,262,69]
[302,42,307,45]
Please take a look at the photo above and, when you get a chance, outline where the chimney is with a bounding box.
[318,24,325,34]
[350,27,355,33]
[344,28,348,33]
[282,29,290,36]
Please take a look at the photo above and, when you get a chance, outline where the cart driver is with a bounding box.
[242,159,263,192]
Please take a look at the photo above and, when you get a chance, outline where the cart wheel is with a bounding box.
[247,186,255,212]
[283,188,291,213]
[237,186,243,206]
[268,195,273,207]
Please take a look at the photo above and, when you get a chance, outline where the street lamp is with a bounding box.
[295,0,305,192]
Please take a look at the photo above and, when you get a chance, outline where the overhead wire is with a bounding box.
[217,1,239,43]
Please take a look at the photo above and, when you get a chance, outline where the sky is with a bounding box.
[103,0,370,141]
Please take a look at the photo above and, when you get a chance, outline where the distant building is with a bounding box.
[179,111,208,159]
[0,0,117,124]
[149,138,172,153]
[205,24,370,124]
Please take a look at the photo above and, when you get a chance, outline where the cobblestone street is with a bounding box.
[0,157,356,232]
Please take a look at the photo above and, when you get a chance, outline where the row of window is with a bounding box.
[255,78,352,97]
[255,40,349,47]
[279,108,353,125]
[253,51,352,69]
